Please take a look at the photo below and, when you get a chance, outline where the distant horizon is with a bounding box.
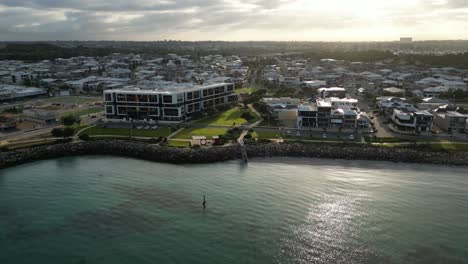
[2,39,468,43]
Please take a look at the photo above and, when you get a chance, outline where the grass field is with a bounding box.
[372,141,468,151]
[195,108,251,126]
[234,87,256,94]
[3,140,57,151]
[61,107,103,117]
[79,126,171,138]
[168,140,191,147]
[172,127,228,139]
[428,142,468,151]
[251,130,282,139]
[45,96,101,105]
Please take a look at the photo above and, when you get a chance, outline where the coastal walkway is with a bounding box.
[238,138,248,163]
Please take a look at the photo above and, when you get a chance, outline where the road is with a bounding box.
[0,112,103,144]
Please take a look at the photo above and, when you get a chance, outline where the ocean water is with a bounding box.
[1,156,468,264]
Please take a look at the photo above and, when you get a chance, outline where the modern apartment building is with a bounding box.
[433,111,467,133]
[297,98,370,129]
[391,109,434,133]
[103,83,238,122]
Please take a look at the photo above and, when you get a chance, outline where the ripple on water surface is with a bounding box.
[0,156,468,264]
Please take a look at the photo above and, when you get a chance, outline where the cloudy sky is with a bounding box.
[1,0,467,41]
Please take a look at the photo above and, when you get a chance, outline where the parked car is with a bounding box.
[349,134,355,140]
[322,133,327,139]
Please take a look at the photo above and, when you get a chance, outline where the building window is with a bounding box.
[148,95,158,103]
[117,94,126,101]
[126,94,137,102]
[137,95,148,102]
[163,95,173,104]
[164,108,179,117]
[117,107,127,115]
[105,106,113,114]
[177,94,184,103]
[105,93,113,102]
[148,108,159,116]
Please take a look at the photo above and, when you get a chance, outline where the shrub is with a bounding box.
[79,134,90,141]
[241,111,255,121]
[60,114,81,126]
[51,128,64,137]
[63,127,75,138]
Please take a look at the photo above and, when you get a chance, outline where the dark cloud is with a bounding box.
[0,0,220,12]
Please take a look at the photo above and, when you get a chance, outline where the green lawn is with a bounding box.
[196,108,250,126]
[79,126,171,138]
[61,107,103,117]
[4,140,57,151]
[196,107,261,126]
[172,127,228,139]
[234,87,256,94]
[46,96,101,104]
[168,140,191,147]
[429,142,468,152]
[251,130,282,139]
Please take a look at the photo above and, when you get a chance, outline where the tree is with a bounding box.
[51,127,75,138]
[206,107,217,116]
[60,114,80,126]
[191,111,204,120]
[79,134,90,141]
[51,128,64,138]
[62,127,75,138]
[241,111,255,121]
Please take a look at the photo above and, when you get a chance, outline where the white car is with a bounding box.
[349,134,355,140]
[322,134,327,139]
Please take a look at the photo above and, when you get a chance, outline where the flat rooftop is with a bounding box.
[105,82,232,94]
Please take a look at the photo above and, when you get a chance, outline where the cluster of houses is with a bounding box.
[377,97,468,134]
[262,87,371,130]
[0,53,249,98]
[261,57,468,99]
[0,84,47,101]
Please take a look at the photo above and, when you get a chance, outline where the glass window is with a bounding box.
[148,95,158,103]
[117,94,126,101]
[163,95,173,104]
[164,108,179,117]
[105,106,113,114]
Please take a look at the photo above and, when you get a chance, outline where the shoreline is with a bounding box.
[1,140,468,169]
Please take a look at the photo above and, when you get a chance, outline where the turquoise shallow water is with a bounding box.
[1,156,468,264]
